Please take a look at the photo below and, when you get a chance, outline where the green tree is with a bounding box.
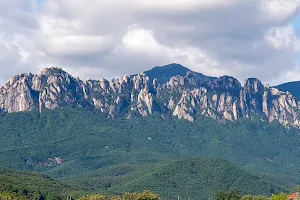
[270,192,288,200]
[123,192,137,200]
[0,193,12,200]
[241,195,269,200]
[241,195,252,200]
[79,194,105,200]
[253,195,268,200]
[216,190,241,200]
[111,197,122,200]
[136,191,159,200]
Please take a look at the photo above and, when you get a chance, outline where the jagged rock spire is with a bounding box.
[0,66,300,128]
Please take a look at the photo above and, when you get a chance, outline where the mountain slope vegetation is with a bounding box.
[69,158,287,200]
[0,107,299,198]
[0,167,81,199]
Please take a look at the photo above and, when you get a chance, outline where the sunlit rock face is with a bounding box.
[1,65,300,128]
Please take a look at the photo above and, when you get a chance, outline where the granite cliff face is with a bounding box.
[1,64,300,127]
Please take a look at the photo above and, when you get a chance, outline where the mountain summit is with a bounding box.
[0,64,300,127]
[135,63,216,85]
[145,63,191,81]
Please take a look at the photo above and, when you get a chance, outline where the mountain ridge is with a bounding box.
[1,64,300,128]
[274,81,300,101]
[132,63,217,85]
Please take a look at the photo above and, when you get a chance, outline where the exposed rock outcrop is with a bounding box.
[1,65,300,128]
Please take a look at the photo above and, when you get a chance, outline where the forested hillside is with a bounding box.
[0,167,82,199]
[0,108,299,198]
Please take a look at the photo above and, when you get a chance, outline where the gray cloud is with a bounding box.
[0,0,299,85]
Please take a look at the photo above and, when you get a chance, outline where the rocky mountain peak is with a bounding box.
[274,81,300,101]
[141,63,214,86]
[207,76,241,94]
[1,65,300,128]
[244,78,264,94]
[40,67,65,76]
[132,72,149,90]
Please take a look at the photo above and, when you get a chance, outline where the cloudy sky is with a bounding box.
[1,0,300,85]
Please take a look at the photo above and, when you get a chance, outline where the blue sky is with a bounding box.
[291,16,300,64]
[291,15,300,33]
[37,0,46,5]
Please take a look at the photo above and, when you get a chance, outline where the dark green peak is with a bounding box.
[151,63,191,74]
[144,63,191,85]
[142,63,216,86]
[274,81,300,101]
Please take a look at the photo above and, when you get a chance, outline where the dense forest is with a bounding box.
[0,167,81,199]
[0,108,300,199]
[0,167,295,200]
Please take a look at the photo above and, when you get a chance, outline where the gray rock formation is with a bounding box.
[1,66,300,128]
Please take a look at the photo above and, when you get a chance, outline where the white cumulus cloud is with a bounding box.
[0,0,299,85]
